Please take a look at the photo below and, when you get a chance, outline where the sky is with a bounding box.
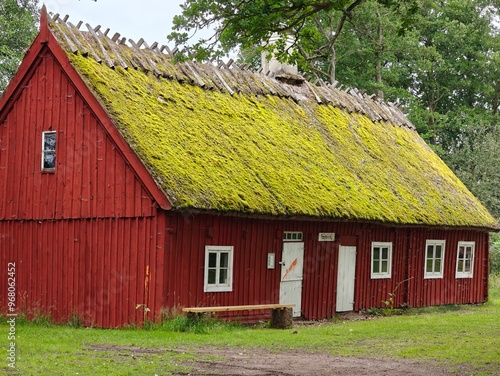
[44,0,189,47]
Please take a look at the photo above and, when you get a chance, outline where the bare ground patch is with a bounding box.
[85,344,475,375]
[181,346,466,376]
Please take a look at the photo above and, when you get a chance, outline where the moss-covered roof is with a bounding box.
[47,14,498,229]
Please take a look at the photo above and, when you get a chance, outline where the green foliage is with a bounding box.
[491,233,500,275]
[161,313,240,334]
[168,0,417,63]
[0,0,39,93]
[437,114,500,219]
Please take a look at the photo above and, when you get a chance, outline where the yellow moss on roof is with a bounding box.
[71,54,498,229]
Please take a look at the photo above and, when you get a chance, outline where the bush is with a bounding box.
[491,233,500,275]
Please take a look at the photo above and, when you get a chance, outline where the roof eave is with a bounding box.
[167,207,499,232]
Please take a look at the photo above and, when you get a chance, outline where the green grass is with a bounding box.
[2,276,499,375]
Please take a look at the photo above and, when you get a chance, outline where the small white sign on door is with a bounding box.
[318,232,335,242]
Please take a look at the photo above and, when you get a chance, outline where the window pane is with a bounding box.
[372,259,379,273]
[381,261,388,273]
[219,268,228,284]
[435,259,441,273]
[427,246,434,259]
[426,259,434,273]
[464,260,471,272]
[208,253,217,268]
[43,151,56,169]
[466,247,472,260]
[458,246,465,258]
[220,252,229,268]
[373,247,380,261]
[382,248,388,260]
[44,133,56,151]
[435,246,442,259]
[457,260,464,273]
[208,268,216,284]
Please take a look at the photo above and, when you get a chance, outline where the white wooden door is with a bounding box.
[279,242,304,317]
[336,246,356,312]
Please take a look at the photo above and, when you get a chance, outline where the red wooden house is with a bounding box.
[0,8,498,327]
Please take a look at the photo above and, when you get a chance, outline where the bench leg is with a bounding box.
[270,307,293,329]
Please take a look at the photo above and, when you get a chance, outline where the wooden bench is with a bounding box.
[182,304,295,329]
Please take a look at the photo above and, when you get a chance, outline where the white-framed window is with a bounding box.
[283,231,303,242]
[456,242,475,278]
[41,131,56,171]
[371,242,392,279]
[204,246,233,292]
[424,240,445,279]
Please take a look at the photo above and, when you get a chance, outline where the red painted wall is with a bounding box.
[0,216,166,327]
[163,212,489,321]
[0,47,165,327]
[0,47,156,221]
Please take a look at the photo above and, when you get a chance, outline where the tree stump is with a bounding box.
[270,307,293,329]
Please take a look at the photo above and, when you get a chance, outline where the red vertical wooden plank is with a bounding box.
[128,217,138,324]
[71,92,83,219]
[53,60,64,219]
[65,81,77,218]
[38,57,50,218]
[0,117,8,217]
[45,56,58,219]
[80,107,91,218]
[153,213,166,320]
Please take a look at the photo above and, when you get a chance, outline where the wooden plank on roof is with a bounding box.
[220,67,246,94]
[63,22,90,56]
[228,67,257,95]
[52,21,79,54]
[96,29,128,69]
[184,62,206,88]
[128,39,162,76]
[304,80,323,104]
[209,64,234,95]
[190,63,216,90]
[146,47,174,79]
[149,47,177,79]
[85,23,113,67]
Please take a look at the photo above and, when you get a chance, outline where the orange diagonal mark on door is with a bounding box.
[282,258,298,281]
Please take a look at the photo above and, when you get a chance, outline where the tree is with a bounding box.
[0,0,39,94]
[169,0,417,63]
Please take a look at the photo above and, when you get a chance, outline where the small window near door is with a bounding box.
[204,246,233,292]
[456,242,475,278]
[424,240,445,279]
[371,242,392,279]
[41,131,56,171]
[283,232,303,241]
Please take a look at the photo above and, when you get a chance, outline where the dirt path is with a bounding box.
[180,347,463,376]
